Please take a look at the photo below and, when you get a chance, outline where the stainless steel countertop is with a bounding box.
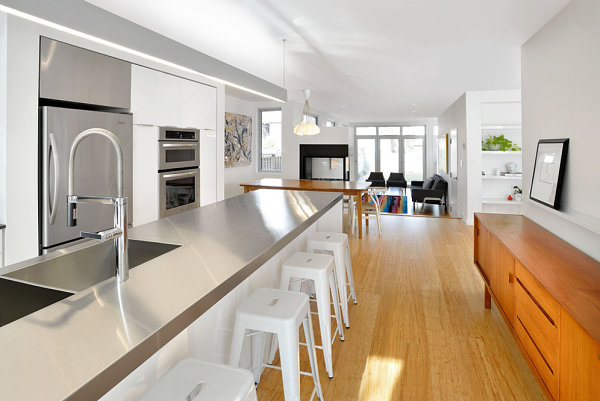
[0,189,342,400]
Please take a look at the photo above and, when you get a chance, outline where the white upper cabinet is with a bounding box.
[131,65,159,125]
[198,84,217,130]
[157,73,183,127]
[132,65,217,130]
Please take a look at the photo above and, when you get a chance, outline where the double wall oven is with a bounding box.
[158,127,200,218]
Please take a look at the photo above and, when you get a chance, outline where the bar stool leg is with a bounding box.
[315,276,334,378]
[303,314,324,401]
[278,327,301,401]
[329,271,345,342]
[335,257,350,329]
[252,331,267,384]
[229,319,246,368]
[344,244,358,304]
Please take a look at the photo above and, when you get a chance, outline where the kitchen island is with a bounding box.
[0,189,342,400]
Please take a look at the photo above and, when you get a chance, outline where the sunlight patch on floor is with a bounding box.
[357,355,404,401]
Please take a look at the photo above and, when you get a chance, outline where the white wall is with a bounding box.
[223,95,352,199]
[0,13,225,265]
[438,95,467,220]
[521,0,600,261]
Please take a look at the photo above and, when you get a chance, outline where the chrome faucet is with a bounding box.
[67,128,129,282]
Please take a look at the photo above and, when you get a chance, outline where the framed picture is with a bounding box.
[530,138,569,209]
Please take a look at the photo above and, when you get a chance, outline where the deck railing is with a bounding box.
[261,154,282,171]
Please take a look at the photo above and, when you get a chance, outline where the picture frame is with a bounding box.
[529,138,569,209]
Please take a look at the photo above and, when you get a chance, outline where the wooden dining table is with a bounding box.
[240,178,371,238]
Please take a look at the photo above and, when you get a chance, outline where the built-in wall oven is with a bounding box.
[158,127,200,217]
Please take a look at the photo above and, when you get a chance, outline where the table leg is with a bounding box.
[355,194,362,239]
[243,187,250,193]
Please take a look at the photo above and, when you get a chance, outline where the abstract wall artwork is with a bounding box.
[530,138,569,209]
[224,112,252,168]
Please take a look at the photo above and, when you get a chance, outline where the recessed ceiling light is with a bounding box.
[412,103,418,106]
[411,110,417,113]
[340,105,347,108]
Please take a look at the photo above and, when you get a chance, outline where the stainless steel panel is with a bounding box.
[158,141,200,170]
[5,239,180,293]
[159,126,199,141]
[39,37,131,109]
[41,107,133,249]
[159,168,200,218]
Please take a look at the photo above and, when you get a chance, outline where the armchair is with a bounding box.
[365,171,386,187]
[411,174,447,214]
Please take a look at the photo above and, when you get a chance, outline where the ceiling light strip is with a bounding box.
[0,4,285,103]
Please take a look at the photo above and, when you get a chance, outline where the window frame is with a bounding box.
[325,119,337,127]
[258,107,283,172]
[354,124,427,182]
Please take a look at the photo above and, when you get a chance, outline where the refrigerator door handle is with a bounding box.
[48,133,60,225]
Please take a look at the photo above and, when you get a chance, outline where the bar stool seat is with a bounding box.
[229,288,324,401]
[279,251,345,379]
[307,232,358,329]
[139,358,257,401]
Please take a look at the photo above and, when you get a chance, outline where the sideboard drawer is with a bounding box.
[515,314,559,400]
[514,260,560,399]
[515,261,560,326]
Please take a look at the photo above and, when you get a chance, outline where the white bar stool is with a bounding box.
[139,358,257,401]
[229,288,324,401]
[306,232,357,329]
[279,251,345,379]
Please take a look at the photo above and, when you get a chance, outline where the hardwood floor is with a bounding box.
[256,215,546,400]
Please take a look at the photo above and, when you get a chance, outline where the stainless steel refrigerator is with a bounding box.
[40,106,133,253]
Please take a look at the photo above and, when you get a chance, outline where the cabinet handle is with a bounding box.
[509,273,514,283]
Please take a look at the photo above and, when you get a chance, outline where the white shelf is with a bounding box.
[482,198,522,205]
[482,151,522,155]
[481,125,521,130]
[482,175,522,180]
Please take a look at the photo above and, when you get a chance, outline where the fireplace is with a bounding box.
[299,144,350,181]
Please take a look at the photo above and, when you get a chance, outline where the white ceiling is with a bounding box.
[85,0,569,123]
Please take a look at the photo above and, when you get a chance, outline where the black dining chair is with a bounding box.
[365,172,386,187]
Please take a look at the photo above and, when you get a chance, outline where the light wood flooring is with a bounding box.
[256,215,546,400]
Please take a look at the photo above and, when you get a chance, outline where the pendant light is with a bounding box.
[293,89,320,136]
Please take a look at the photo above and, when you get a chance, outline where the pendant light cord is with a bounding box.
[282,38,286,89]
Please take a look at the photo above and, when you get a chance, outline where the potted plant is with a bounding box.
[481,135,521,151]
[513,185,522,201]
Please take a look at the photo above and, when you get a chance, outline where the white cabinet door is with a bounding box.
[133,125,159,226]
[182,80,217,130]
[157,73,183,127]
[131,65,159,126]
[181,79,203,129]
[198,84,217,130]
[200,129,217,206]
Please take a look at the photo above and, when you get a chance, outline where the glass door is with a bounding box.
[379,138,400,180]
[356,138,376,181]
[403,138,424,182]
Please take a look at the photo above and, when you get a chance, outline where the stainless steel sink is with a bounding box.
[0,278,74,328]
[4,239,181,293]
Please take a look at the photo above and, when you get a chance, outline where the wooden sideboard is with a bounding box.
[474,213,600,401]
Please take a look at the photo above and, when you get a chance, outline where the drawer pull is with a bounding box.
[516,277,556,327]
[517,315,555,376]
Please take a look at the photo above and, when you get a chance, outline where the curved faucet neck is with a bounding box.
[68,128,124,197]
